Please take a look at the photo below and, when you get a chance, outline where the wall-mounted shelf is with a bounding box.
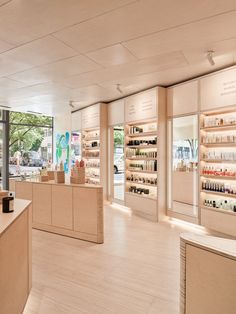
[199,109,236,237]
[127,131,157,137]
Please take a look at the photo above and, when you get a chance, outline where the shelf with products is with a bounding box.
[125,118,158,201]
[200,109,236,232]
[82,127,101,185]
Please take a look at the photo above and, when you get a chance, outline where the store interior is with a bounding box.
[0,1,236,314]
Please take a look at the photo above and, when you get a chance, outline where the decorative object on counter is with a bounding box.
[39,168,49,182]
[47,170,55,180]
[2,196,14,213]
[70,159,85,184]
[54,170,65,184]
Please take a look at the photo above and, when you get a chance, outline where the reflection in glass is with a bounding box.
[71,132,81,166]
[171,115,198,218]
[113,125,124,201]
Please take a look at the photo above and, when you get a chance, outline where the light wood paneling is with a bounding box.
[0,206,31,314]
[186,244,236,314]
[15,181,33,201]
[73,187,100,235]
[32,183,52,225]
[167,81,198,116]
[52,185,73,230]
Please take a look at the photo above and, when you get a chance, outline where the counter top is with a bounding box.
[181,233,236,260]
[0,199,31,235]
[13,178,102,189]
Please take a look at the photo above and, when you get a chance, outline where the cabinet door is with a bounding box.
[32,184,51,225]
[15,181,33,201]
[73,187,99,235]
[52,185,73,230]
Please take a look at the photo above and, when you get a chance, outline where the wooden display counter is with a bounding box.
[12,179,103,244]
[0,199,32,314]
[180,233,236,314]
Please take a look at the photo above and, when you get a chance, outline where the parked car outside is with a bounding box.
[21,151,43,167]
[114,155,124,174]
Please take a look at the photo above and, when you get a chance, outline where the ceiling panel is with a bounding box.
[0,0,135,46]
[60,51,187,89]
[8,55,103,85]
[123,11,236,59]
[183,37,236,64]
[54,0,236,54]
[86,44,137,67]
[0,36,77,77]
[0,77,26,91]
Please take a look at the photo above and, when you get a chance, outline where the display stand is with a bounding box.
[200,107,236,237]
[124,88,166,221]
[81,103,107,198]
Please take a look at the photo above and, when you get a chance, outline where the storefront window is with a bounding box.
[9,112,53,177]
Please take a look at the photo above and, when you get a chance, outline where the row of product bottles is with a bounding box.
[201,134,236,144]
[203,115,236,127]
[128,160,157,171]
[174,160,198,172]
[126,148,157,158]
[204,198,236,212]
[86,177,100,185]
[83,130,99,140]
[203,151,236,161]
[128,185,155,197]
[85,168,99,179]
[202,180,236,195]
[86,160,100,168]
[127,138,157,146]
[83,151,99,158]
[83,140,99,148]
[128,123,156,134]
[126,174,157,185]
[202,166,236,177]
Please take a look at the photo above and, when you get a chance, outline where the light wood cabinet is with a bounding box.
[0,200,31,314]
[180,234,236,314]
[52,185,73,229]
[33,183,52,225]
[73,187,99,235]
[14,180,103,243]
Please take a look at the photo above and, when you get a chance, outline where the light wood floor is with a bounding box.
[23,204,203,314]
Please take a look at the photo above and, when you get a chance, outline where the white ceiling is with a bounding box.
[0,0,236,115]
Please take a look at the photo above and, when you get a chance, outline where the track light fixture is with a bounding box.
[116,84,123,94]
[69,101,75,109]
[206,50,215,66]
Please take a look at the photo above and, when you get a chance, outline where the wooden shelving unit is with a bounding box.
[125,118,158,202]
[124,87,166,221]
[81,103,108,198]
[200,109,236,223]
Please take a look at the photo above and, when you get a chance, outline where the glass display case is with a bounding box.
[170,115,199,219]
